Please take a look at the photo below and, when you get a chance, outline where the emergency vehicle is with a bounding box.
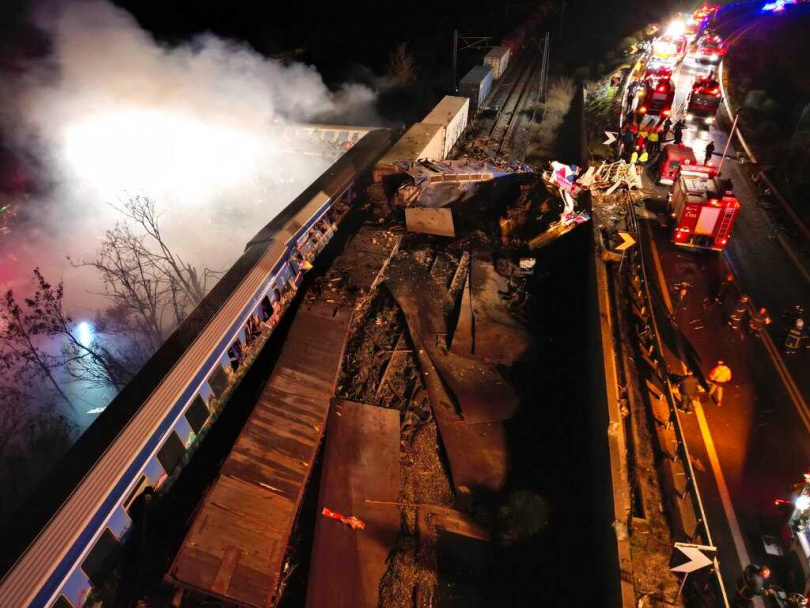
[643,59,673,82]
[690,34,727,65]
[685,76,722,125]
[656,143,696,185]
[638,78,675,118]
[651,35,687,66]
[669,168,739,251]
[776,473,810,596]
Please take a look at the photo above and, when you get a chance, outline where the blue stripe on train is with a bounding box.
[34,189,346,607]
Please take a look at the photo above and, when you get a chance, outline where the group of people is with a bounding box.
[677,360,732,413]
[619,112,716,170]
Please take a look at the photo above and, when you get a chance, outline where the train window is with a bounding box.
[53,595,74,608]
[123,475,149,515]
[259,296,272,321]
[185,395,210,434]
[208,365,229,398]
[156,431,185,476]
[81,528,121,588]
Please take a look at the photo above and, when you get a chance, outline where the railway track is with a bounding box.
[488,49,544,154]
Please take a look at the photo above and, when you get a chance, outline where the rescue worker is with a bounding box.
[704,140,715,166]
[672,281,689,306]
[748,307,772,337]
[647,127,660,156]
[785,318,806,355]
[637,126,648,149]
[713,273,735,306]
[621,125,635,159]
[678,369,700,413]
[727,294,750,330]
[661,117,672,140]
[733,564,771,607]
[638,146,649,166]
[673,120,685,145]
[708,360,732,406]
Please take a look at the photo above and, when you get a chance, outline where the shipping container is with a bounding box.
[373,122,446,182]
[459,65,494,113]
[483,46,511,80]
[422,96,469,158]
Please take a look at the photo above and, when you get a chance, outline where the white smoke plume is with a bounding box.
[0,0,380,312]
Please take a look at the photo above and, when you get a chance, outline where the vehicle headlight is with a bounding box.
[710,54,718,61]
[685,113,693,120]
[705,116,714,124]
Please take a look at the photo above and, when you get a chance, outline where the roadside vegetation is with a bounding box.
[0,196,213,522]
[724,12,810,220]
[526,76,577,161]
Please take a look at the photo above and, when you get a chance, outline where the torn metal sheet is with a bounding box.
[393,158,533,208]
[459,252,537,363]
[405,207,456,237]
[306,400,401,608]
[385,256,520,422]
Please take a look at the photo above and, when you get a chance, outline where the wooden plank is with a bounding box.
[168,228,401,608]
[405,207,456,237]
[306,400,401,608]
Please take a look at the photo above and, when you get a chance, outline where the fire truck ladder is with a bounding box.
[716,206,735,238]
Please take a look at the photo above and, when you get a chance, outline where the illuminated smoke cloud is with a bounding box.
[0,0,378,310]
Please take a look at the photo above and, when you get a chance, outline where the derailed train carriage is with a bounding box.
[0,129,392,608]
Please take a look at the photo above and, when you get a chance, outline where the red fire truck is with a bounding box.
[656,143,697,185]
[669,167,739,251]
[638,78,675,118]
[685,76,722,125]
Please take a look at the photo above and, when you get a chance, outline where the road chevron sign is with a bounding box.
[604,131,618,146]
[670,542,716,574]
[615,231,637,252]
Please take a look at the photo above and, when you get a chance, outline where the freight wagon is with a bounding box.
[373,122,446,182]
[459,65,494,113]
[422,96,469,159]
[483,46,511,80]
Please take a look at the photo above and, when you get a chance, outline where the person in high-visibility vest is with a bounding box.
[630,149,639,165]
[647,128,660,156]
[708,360,732,406]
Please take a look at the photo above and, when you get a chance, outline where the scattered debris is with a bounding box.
[584,160,643,192]
[392,158,533,208]
[321,508,366,530]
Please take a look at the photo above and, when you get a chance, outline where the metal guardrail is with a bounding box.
[623,197,731,607]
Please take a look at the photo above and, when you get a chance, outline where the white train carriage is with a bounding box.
[0,129,392,608]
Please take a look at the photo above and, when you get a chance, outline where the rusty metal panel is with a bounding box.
[168,227,401,608]
[405,207,456,237]
[306,401,401,608]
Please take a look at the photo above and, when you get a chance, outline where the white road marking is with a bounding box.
[644,218,758,605]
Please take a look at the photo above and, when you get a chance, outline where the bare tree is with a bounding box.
[73,196,216,348]
[0,372,31,462]
[387,42,418,88]
[25,269,133,390]
[0,284,74,409]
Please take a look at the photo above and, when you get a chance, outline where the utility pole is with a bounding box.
[717,112,740,176]
[451,31,494,91]
[452,29,458,92]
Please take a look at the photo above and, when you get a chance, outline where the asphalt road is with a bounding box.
[625,7,810,599]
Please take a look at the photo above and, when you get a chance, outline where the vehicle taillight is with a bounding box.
[639,106,647,114]
[658,85,666,92]
[662,109,671,116]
